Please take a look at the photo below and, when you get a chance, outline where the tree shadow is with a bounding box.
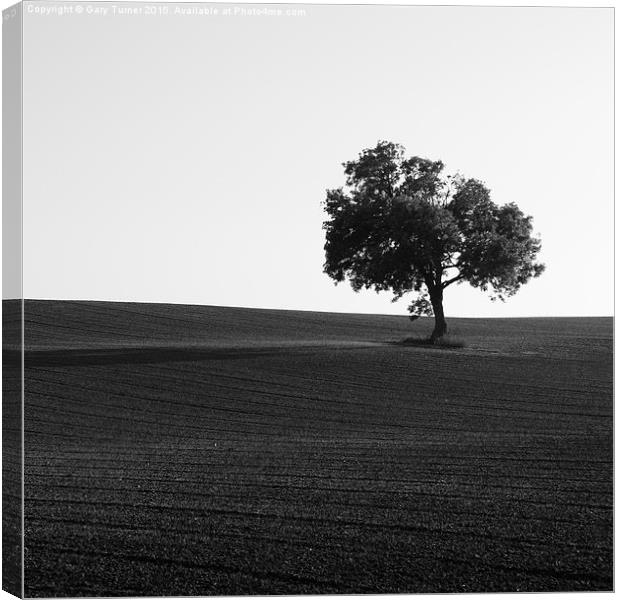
[5,346,285,367]
[389,336,466,349]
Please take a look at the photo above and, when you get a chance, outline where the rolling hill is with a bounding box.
[12,300,613,595]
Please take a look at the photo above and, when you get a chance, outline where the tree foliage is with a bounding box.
[323,141,545,340]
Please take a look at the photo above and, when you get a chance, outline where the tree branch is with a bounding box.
[442,273,465,288]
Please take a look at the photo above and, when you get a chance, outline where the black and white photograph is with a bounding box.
[1,1,614,596]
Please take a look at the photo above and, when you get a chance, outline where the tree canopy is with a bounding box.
[322,141,545,341]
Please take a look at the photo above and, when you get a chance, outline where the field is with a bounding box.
[13,300,613,595]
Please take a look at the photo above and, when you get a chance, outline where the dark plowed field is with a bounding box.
[18,301,613,595]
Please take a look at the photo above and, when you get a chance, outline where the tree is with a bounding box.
[322,141,545,342]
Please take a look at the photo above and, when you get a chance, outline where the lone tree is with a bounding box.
[323,141,545,342]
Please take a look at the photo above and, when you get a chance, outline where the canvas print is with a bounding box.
[2,1,613,597]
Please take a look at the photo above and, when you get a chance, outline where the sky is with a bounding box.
[19,2,613,317]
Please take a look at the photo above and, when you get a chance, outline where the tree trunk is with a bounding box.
[429,287,447,343]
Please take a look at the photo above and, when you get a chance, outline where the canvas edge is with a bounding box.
[3,2,24,597]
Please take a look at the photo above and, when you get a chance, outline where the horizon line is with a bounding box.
[6,297,614,320]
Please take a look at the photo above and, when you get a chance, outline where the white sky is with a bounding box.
[21,2,613,317]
